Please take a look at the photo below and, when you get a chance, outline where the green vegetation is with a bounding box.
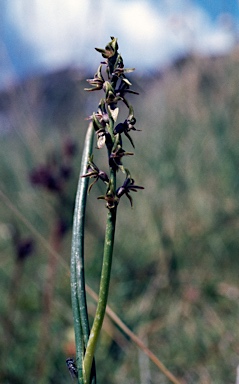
[0,50,239,383]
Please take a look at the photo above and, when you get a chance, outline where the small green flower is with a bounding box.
[84,65,104,91]
[97,192,118,210]
[95,36,118,59]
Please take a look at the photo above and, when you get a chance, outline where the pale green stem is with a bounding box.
[83,202,117,384]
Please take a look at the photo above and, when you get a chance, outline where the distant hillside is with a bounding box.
[1,48,238,136]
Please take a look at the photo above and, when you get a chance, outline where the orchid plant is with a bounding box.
[70,37,143,384]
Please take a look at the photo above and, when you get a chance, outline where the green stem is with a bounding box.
[83,204,117,384]
[71,123,94,383]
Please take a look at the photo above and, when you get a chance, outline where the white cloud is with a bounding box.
[1,0,237,79]
[6,0,90,68]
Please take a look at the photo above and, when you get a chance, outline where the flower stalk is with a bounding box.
[83,205,117,384]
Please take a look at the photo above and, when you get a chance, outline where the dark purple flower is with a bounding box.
[60,165,72,180]
[63,139,78,158]
[116,177,144,207]
[81,157,109,192]
[114,117,138,148]
[29,166,61,192]
[16,238,34,262]
[109,146,134,171]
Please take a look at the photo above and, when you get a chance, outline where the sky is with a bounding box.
[0,0,238,88]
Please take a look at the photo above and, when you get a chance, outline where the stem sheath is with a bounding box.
[71,123,94,383]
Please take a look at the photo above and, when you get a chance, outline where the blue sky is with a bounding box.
[195,0,239,21]
[0,0,238,88]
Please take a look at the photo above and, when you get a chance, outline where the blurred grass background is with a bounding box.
[0,49,239,384]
